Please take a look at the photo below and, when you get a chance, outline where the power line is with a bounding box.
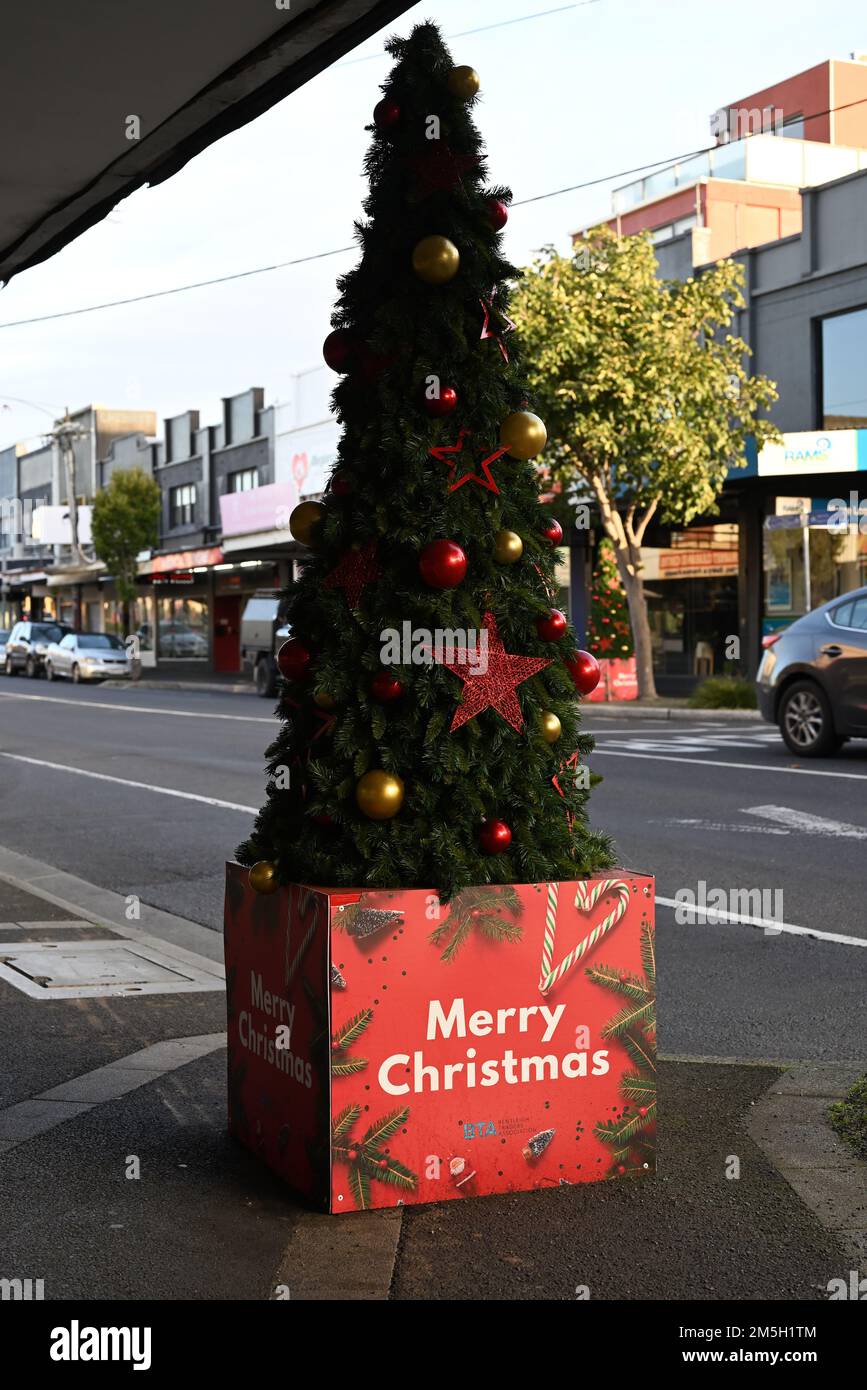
[339,2,600,65]
[3,91,866,331]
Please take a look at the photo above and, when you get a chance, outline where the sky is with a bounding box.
[0,0,864,451]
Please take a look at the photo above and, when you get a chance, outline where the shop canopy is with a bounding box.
[0,0,412,285]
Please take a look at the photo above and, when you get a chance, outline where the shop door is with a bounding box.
[213,596,241,672]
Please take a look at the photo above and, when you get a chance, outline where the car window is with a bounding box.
[79,633,123,650]
[848,596,867,631]
[831,601,853,627]
[60,634,76,649]
[32,623,64,641]
[0,631,8,642]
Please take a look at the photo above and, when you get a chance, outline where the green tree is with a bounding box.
[239,23,613,898]
[91,468,161,636]
[514,228,780,698]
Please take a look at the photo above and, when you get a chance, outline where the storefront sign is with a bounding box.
[219,481,298,540]
[658,548,738,578]
[144,547,223,576]
[757,431,859,477]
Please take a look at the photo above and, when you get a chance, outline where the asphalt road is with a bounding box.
[1,681,865,1062]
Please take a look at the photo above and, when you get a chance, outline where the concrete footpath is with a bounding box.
[0,867,862,1301]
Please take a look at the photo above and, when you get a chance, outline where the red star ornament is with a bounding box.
[323,541,380,609]
[429,427,509,495]
[436,610,552,733]
[404,143,481,198]
[479,295,516,364]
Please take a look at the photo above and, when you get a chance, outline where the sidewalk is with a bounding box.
[0,868,860,1300]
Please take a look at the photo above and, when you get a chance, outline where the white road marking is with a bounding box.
[0,689,272,723]
[591,749,867,780]
[667,817,789,835]
[0,751,258,813]
[655,895,867,947]
[745,805,867,839]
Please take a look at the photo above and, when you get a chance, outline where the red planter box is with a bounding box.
[224,863,655,1212]
[586,656,638,702]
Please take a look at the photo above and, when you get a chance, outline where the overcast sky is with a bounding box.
[0,0,863,451]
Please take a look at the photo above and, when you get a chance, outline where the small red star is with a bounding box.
[428,428,509,494]
[323,541,379,609]
[436,610,552,733]
[480,295,516,364]
[404,143,481,198]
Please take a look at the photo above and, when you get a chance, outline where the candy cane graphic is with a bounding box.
[539,878,631,995]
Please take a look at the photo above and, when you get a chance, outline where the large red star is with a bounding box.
[436,611,552,733]
[480,295,516,364]
[429,428,509,495]
[323,541,380,609]
[404,143,481,198]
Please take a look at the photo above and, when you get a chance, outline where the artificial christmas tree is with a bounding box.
[585,539,638,702]
[225,22,655,1212]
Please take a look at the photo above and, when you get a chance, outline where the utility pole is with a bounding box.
[50,410,91,566]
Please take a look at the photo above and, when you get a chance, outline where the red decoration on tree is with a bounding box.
[565,649,601,695]
[329,469,353,497]
[540,517,563,546]
[423,385,458,418]
[486,197,509,230]
[404,143,481,198]
[429,427,509,494]
[323,541,380,609]
[536,609,567,642]
[373,97,401,134]
[587,539,634,660]
[479,818,512,854]
[419,539,467,589]
[313,813,335,827]
[357,344,391,384]
[323,329,356,373]
[436,610,552,733]
[277,639,312,683]
[371,672,404,703]
[479,295,516,363]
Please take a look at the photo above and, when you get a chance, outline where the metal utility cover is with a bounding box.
[0,939,223,999]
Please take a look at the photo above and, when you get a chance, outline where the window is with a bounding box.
[60,634,76,649]
[780,114,804,139]
[228,468,258,493]
[831,597,867,630]
[79,633,124,649]
[821,307,867,428]
[169,483,196,528]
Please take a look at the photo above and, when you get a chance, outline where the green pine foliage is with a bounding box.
[331,1103,418,1209]
[238,22,614,898]
[586,539,633,659]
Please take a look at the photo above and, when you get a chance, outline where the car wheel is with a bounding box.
[72,664,81,685]
[779,680,842,757]
[5,656,15,677]
[25,655,38,678]
[45,661,55,681]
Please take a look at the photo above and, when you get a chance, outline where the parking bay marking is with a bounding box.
[0,690,272,723]
[0,752,258,814]
[590,749,867,781]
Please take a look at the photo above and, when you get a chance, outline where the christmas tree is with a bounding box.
[587,539,634,660]
[239,22,613,900]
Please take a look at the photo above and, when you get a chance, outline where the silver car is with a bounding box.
[45,632,132,683]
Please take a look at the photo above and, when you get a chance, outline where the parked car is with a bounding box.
[4,619,73,677]
[0,630,9,665]
[240,592,291,696]
[45,632,132,683]
[756,585,867,756]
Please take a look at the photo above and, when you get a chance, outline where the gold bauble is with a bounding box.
[539,711,562,744]
[249,860,279,895]
[412,235,460,285]
[313,689,338,710]
[493,529,523,564]
[288,500,325,547]
[448,65,480,100]
[499,411,548,460]
[356,770,405,820]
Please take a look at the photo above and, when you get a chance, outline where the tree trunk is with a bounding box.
[616,552,657,700]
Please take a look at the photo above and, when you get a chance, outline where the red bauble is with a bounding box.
[540,517,564,546]
[536,608,568,642]
[371,672,404,703]
[329,469,353,497]
[323,329,356,373]
[373,97,401,134]
[479,819,512,855]
[487,197,509,230]
[357,344,390,384]
[638,1106,649,1118]
[424,386,458,418]
[313,813,335,827]
[276,638,311,683]
[565,649,601,695]
[419,539,467,589]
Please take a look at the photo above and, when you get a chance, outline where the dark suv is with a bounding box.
[756,586,867,756]
[4,620,74,678]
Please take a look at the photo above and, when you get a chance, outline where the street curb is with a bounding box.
[747,1062,867,1269]
[585,705,762,721]
[0,847,225,967]
[102,679,257,695]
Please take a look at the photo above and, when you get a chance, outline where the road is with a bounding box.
[0,682,865,1061]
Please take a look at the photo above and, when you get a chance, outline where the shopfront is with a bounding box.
[640,527,740,690]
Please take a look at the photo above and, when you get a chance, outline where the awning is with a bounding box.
[138,547,224,577]
[0,0,414,285]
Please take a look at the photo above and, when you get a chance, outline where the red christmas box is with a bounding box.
[586,656,639,702]
[224,863,656,1212]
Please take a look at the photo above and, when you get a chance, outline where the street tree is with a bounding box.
[514,227,780,698]
[91,468,161,637]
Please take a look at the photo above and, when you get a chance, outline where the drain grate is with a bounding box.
[0,939,223,999]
